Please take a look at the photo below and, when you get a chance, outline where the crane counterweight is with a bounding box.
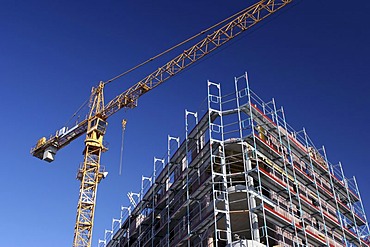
[43,146,57,162]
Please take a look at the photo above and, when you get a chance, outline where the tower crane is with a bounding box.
[30,1,292,246]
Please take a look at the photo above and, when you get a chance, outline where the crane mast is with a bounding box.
[73,82,108,246]
[30,1,292,246]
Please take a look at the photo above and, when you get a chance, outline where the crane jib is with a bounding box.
[31,0,292,163]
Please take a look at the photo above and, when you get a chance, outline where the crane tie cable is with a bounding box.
[103,4,254,85]
[64,98,89,127]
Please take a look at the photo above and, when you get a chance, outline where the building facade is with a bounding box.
[100,74,370,247]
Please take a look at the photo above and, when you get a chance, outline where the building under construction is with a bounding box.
[100,74,370,247]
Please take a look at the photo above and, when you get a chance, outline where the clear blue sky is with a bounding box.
[1,0,370,246]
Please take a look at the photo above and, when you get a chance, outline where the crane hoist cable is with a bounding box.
[119,119,127,176]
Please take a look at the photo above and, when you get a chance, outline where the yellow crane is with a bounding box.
[30,1,292,246]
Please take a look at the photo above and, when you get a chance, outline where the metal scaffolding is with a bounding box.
[99,73,370,247]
